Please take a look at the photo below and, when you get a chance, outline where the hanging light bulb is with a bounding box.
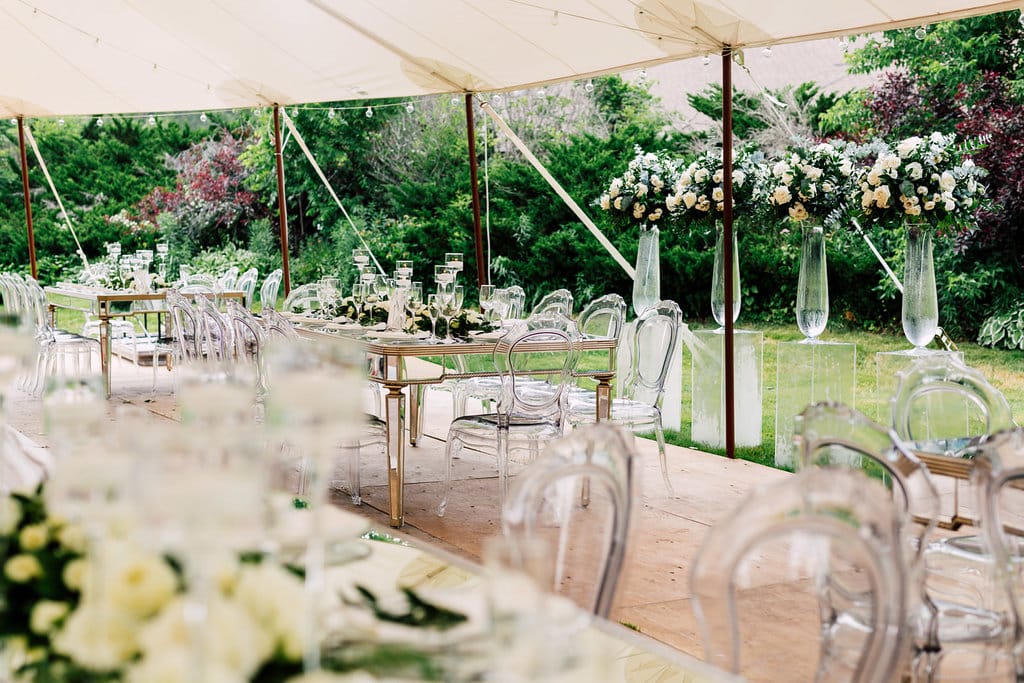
[702,54,711,67]
[914,26,927,40]
[9,118,15,126]
[327,108,336,119]
[58,118,65,126]
[762,46,773,57]
[537,87,547,98]
[451,95,460,106]
[96,116,104,126]
[551,10,559,26]
[405,102,415,113]
[291,107,298,116]
[365,106,373,118]
[199,112,208,122]
[492,93,503,105]
[638,68,648,83]
[147,116,156,126]
[584,79,594,93]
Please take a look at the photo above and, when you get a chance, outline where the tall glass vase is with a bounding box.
[795,225,828,341]
[632,225,660,317]
[711,221,741,328]
[901,225,938,351]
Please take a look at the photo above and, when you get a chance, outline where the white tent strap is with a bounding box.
[23,126,92,275]
[851,218,902,292]
[479,100,636,280]
[483,111,491,280]
[279,110,385,276]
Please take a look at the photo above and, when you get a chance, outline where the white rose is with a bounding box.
[772,161,790,178]
[694,168,709,183]
[906,162,924,180]
[53,604,138,671]
[896,137,923,158]
[609,178,622,198]
[930,131,946,144]
[788,203,809,221]
[682,192,698,210]
[866,169,882,186]
[924,201,936,211]
[712,169,723,183]
[772,186,792,205]
[712,187,724,202]
[873,186,892,209]
[665,194,680,211]
[733,170,747,186]
[880,154,901,171]
[30,600,70,634]
[679,172,693,186]
[102,546,178,619]
[805,166,823,181]
[939,171,956,192]
[0,497,20,535]
[967,178,977,194]
[944,198,957,211]
[234,564,307,660]
[636,183,649,197]
[839,158,853,176]
[651,176,664,191]
[57,524,88,554]
[19,523,48,551]
[63,558,87,591]
[613,196,623,210]
[126,647,247,683]
[5,554,42,583]
[917,186,928,195]
[599,195,610,211]
[822,182,834,193]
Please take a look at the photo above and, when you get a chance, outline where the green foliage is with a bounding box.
[687,83,767,138]
[979,299,1024,350]
[188,243,263,277]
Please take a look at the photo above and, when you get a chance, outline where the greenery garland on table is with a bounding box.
[0,487,466,683]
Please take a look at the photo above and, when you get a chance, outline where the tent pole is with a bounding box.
[721,47,736,459]
[465,94,487,287]
[273,105,292,296]
[17,117,37,280]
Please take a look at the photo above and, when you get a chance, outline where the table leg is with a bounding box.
[408,384,424,446]
[384,383,405,527]
[99,316,112,398]
[595,375,612,422]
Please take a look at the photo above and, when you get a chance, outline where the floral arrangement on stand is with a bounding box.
[755,140,856,228]
[598,146,681,231]
[666,147,765,230]
[854,132,987,232]
[0,487,467,683]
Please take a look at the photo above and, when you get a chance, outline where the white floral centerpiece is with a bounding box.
[854,132,987,232]
[598,146,681,231]
[755,140,855,228]
[666,148,764,230]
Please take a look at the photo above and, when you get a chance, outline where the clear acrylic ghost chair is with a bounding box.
[333,415,386,506]
[261,307,300,342]
[236,268,259,310]
[259,269,283,312]
[965,428,1024,681]
[565,300,681,494]
[438,318,577,517]
[227,299,268,398]
[216,266,240,292]
[505,285,526,319]
[530,288,574,318]
[20,277,97,395]
[166,288,203,368]
[691,466,910,683]
[796,402,1012,681]
[282,283,322,314]
[501,422,635,617]
[192,293,234,368]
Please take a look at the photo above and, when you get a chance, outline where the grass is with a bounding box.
[663,324,1024,470]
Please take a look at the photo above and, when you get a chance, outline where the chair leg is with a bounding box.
[438,435,462,517]
[452,386,467,419]
[349,443,362,506]
[497,428,510,510]
[655,426,675,496]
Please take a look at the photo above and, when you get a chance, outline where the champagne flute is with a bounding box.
[452,284,464,311]
[406,282,423,333]
[426,294,441,341]
[479,285,495,319]
[436,283,455,343]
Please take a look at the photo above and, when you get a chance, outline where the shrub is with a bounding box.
[979,300,1024,350]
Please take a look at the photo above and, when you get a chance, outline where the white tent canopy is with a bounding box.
[1,0,1021,118]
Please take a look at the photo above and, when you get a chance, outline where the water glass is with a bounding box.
[479,285,495,317]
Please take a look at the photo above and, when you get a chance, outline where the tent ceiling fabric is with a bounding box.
[0,0,1021,117]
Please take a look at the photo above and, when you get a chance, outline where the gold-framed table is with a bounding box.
[293,317,618,528]
[45,283,244,398]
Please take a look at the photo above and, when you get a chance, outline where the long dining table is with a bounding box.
[290,317,618,528]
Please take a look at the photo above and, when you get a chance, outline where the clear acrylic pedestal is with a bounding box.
[774,340,857,468]
[691,329,763,449]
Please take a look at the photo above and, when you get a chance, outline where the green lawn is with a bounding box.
[665,325,1024,470]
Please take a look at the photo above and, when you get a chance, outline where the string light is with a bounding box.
[327,108,335,119]
[199,112,208,122]
[491,93,503,105]
[702,54,711,67]
[450,95,460,106]
[9,119,15,126]
[762,46,772,57]
[147,116,156,126]
[914,26,927,40]
[405,102,414,113]
[638,68,648,83]
[365,106,373,118]
[584,79,594,93]
[551,10,559,26]
[96,116,104,126]
[537,87,547,98]
[58,118,65,126]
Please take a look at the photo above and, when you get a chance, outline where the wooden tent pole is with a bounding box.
[17,117,37,279]
[465,94,487,287]
[273,105,292,296]
[722,47,736,459]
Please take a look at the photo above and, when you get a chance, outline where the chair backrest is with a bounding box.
[691,467,909,682]
[260,269,283,312]
[192,294,234,365]
[217,266,240,292]
[236,268,259,310]
[281,283,321,314]
[530,288,573,318]
[182,273,217,290]
[891,354,1014,458]
[575,293,626,340]
[502,423,635,617]
[261,307,300,342]
[166,289,202,364]
[494,314,577,421]
[506,285,526,319]
[623,300,682,408]
[226,299,267,396]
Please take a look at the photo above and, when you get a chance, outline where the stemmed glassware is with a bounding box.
[156,242,169,281]
[406,282,423,327]
[426,294,442,341]
[445,252,464,279]
[479,285,495,320]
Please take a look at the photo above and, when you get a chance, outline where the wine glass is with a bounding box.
[373,275,391,302]
[479,285,495,319]
[425,294,441,341]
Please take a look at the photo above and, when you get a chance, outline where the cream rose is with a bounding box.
[711,187,724,202]
[712,169,723,183]
[804,166,823,181]
[694,168,709,184]
[632,203,645,219]
[905,205,922,216]
[939,171,956,192]
[599,195,610,211]
[649,208,663,221]
[53,604,138,670]
[866,169,882,187]
[57,524,88,554]
[19,523,48,551]
[0,497,20,535]
[906,162,924,180]
[861,191,873,209]
[103,549,178,619]
[635,183,648,197]
[126,649,245,683]
[924,200,936,211]
[896,137,923,158]
[63,558,88,591]
[30,600,70,635]
[788,203,809,221]
[613,196,623,210]
[682,192,698,210]
[873,186,892,209]
[665,194,680,211]
[771,186,792,205]
[5,554,42,583]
